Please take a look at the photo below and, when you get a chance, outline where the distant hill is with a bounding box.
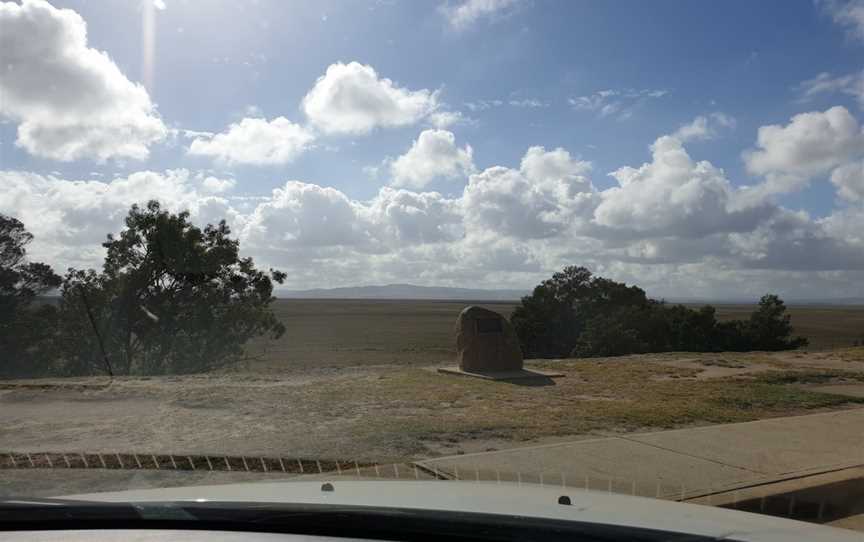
[668,297,864,306]
[278,283,527,301]
[35,291,864,305]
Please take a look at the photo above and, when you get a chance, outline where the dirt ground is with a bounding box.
[3,348,864,467]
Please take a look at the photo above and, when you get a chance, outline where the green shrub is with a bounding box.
[512,266,808,358]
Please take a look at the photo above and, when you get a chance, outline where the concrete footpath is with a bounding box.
[416,408,864,501]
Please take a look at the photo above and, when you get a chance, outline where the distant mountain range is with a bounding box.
[277,284,864,304]
[35,286,864,305]
[278,283,527,301]
[666,297,864,306]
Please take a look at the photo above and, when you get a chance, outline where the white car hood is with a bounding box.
[63,479,860,541]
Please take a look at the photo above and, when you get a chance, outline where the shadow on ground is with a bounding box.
[499,375,556,387]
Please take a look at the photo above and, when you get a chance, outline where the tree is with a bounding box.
[55,268,116,376]
[511,266,809,359]
[714,319,753,352]
[511,266,593,358]
[57,201,286,375]
[511,266,653,358]
[747,294,808,351]
[572,313,642,358]
[0,215,61,377]
[662,304,721,352]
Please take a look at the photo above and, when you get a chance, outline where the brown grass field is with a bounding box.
[706,304,864,350]
[245,299,864,372]
[245,300,518,372]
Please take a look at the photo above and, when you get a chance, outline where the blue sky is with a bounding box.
[2,0,864,298]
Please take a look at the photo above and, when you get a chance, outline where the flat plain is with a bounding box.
[2,299,864,484]
[246,299,864,372]
[705,303,864,350]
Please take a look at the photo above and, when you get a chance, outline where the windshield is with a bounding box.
[2,0,864,536]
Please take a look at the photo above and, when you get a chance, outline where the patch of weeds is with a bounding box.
[701,358,747,369]
[297,359,864,461]
[833,347,864,363]
[755,370,864,385]
[708,383,864,412]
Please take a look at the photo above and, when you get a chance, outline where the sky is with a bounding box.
[1,0,864,299]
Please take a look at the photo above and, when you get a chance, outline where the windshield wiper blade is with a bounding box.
[0,497,101,506]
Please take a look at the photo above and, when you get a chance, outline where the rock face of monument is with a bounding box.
[455,305,523,373]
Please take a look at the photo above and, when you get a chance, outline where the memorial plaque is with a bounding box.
[476,318,503,334]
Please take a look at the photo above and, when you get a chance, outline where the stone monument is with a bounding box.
[455,305,523,372]
[439,305,563,380]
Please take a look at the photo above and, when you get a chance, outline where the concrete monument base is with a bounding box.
[437,366,564,381]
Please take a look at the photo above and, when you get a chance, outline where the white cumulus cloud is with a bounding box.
[188,117,314,166]
[743,106,864,197]
[201,176,237,193]
[672,113,736,142]
[390,129,474,189]
[6,110,864,296]
[831,160,864,202]
[363,187,462,244]
[595,135,768,238]
[0,0,167,162]
[241,181,372,249]
[462,146,594,239]
[301,62,438,135]
[427,110,470,128]
[728,208,864,271]
[0,169,232,269]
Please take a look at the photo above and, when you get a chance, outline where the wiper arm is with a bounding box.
[0,497,105,507]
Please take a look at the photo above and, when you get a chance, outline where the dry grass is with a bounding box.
[834,347,864,363]
[3,349,864,462]
[244,300,864,374]
[702,304,864,350]
[292,352,864,458]
[244,300,517,372]
[4,299,864,464]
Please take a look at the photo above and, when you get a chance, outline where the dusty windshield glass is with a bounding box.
[1,0,864,535]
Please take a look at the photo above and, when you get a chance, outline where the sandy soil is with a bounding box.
[3,349,864,466]
[0,364,396,460]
